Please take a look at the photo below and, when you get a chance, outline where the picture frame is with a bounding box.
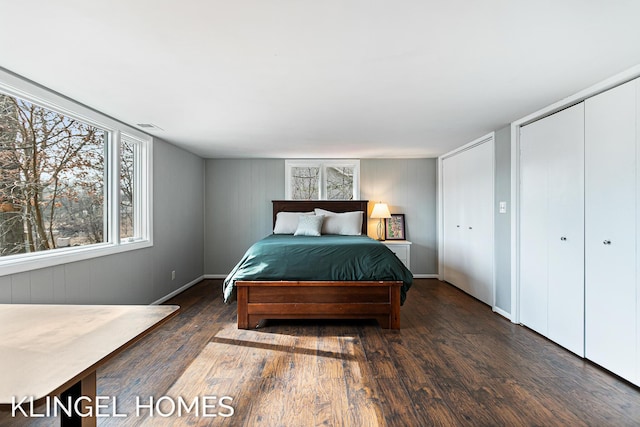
[385,214,405,240]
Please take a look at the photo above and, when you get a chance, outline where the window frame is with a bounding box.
[285,159,360,200]
[0,68,153,277]
[118,134,150,243]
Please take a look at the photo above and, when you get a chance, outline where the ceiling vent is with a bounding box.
[136,123,163,130]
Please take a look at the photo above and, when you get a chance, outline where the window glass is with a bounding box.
[285,160,359,200]
[0,93,105,256]
[291,166,320,200]
[326,166,355,200]
[0,71,152,276]
[120,138,136,240]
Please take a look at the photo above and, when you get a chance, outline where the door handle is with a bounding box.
[603,240,612,245]
[560,237,567,241]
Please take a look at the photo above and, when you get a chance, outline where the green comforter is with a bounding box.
[223,234,413,304]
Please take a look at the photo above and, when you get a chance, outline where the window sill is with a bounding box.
[0,240,153,277]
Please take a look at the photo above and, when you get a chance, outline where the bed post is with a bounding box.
[390,285,401,329]
[237,285,249,329]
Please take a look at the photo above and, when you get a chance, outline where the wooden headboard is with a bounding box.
[272,200,369,235]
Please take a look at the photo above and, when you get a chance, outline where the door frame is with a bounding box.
[438,132,496,309]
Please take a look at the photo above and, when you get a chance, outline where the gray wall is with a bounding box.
[494,126,511,313]
[204,158,437,276]
[205,159,285,274]
[0,138,205,304]
[360,159,437,275]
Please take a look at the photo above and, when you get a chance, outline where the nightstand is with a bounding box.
[381,240,411,270]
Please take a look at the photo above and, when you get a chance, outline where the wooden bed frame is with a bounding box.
[236,200,402,329]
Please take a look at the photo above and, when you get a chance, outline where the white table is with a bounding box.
[0,304,179,426]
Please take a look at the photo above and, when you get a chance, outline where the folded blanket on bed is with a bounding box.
[223,234,413,304]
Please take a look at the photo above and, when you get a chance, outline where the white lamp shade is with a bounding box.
[371,203,391,219]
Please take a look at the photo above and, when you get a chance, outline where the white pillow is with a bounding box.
[273,211,314,234]
[313,209,363,235]
[294,215,324,236]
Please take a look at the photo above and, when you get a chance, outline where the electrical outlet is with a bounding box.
[171,270,176,280]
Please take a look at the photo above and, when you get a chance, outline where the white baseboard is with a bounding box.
[203,274,227,279]
[152,275,204,305]
[412,274,439,279]
[205,273,438,280]
[492,305,513,322]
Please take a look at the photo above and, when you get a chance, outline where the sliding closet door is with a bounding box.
[585,79,638,381]
[520,103,585,356]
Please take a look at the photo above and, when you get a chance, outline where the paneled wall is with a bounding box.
[204,159,284,275]
[204,158,437,276]
[0,138,205,304]
[360,159,437,275]
[494,126,511,314]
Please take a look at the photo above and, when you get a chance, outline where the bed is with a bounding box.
[223,200,412,329]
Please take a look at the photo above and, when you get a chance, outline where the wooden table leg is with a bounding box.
[60,371,96,427]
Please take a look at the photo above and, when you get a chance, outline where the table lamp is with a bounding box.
[370,202,391,241]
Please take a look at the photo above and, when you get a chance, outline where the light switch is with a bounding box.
[499,201,507,214]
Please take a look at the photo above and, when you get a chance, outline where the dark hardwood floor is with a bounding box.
[3,278,640,426]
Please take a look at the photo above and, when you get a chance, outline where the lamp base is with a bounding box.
[376,219,385,241]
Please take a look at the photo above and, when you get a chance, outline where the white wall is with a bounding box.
[0,138,205,304]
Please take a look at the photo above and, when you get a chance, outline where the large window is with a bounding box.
[285,160,360,200]
[0,71,152,275]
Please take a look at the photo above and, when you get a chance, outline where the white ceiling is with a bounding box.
[1,0,640,158]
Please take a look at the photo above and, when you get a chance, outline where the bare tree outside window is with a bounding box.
[326,166,354,200]
[291,166,319,200]
[0,93,105,256]
[120,140,135,239]
[0,94,23,255]
[286,160,359,200]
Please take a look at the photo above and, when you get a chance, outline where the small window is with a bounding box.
[120,137,136,240]
[285,160,360,200]
[119,134,150,243]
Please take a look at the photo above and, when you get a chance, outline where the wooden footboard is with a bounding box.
[236,280,402,329]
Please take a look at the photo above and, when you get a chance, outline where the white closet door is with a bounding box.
[445,149,474,296]
[442,139,494,306]
[442,153,465,290]
[462,141,494,306]
[585,79,637,381]
[520,103,585,356]
[520,120,550,336]
[546,105,585,356]
[637,80,640,386]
